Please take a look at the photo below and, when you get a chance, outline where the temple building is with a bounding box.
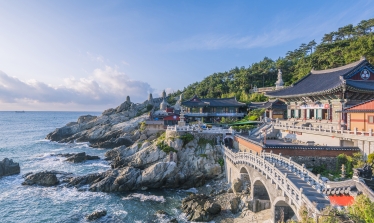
[343,98,374,132]
[181,95,247,123]
[266,57,374,128]
[248,99,287,119]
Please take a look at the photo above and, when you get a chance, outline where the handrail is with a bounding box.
[274,122,373,138]
[221,145,328,214]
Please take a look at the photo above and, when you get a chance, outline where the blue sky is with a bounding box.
[0,0,373,111]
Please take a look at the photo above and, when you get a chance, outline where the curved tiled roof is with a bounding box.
[182,95,246,107]
[266,59,372,98]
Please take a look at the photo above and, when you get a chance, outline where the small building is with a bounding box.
[181,95,247,123]
[344,98,374,132]
[248,99,287,119]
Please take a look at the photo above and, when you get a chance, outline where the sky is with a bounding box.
[0,0,373,111]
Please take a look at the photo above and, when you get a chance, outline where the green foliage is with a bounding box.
[218,158,224,167]
[179,19,374,101]
[199,154,207,158]
[368,153,374,167]
[311,164,327,175]
[231,125,255,132]
[336,153,353,178]
[137,142,143,149]
[352,152,365,168]
[157,132,166,142]
[146,104,153,111]
[179,133,194,147]
[167,95,177,105]
[348,195,374,223]
[197,137,214,147]
[242,108,266,121]
[139,121,146,131]
[220,117,235,124]
[156,140,177,154]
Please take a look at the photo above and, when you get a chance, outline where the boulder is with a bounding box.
[61,152,100,163]
[232,178,243,194]
[181,194,221,222]
[230,196,241,214]
[77,115,97,124]
[86,210,107,221]
[0,158,20,177]
[22,171,60,186]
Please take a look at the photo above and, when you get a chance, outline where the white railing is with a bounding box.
[166,126,235,134]
[274,122,374,140]
[184,112,245,117]
[222,145,328,214]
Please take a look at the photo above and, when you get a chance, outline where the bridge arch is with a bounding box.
[238,165,252,192]
[252,177,273,203]
[272,197,298,222]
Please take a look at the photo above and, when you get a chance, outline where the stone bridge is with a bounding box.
[222,145,330,222]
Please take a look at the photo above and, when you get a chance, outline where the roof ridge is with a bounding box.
[311,59,365,74]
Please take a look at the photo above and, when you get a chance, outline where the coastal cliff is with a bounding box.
[45,98,223,192]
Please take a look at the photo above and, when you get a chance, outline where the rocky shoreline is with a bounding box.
[13,97,272,222]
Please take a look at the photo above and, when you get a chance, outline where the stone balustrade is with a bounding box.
[166,125,235,134]
[273,122,374,141]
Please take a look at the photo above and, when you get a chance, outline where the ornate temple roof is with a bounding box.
[182,95,246,107]
[248,99,286,110]
[266,58,374,98]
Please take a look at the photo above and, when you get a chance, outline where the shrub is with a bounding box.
[218,158,224,167]
[179,133,194,147]
[139,121,146,131]
[348,195,374,222]
[199,154,207,158]
[157,140,177,154]
[146,104,153,111]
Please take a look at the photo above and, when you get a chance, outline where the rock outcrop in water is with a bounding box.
[0,158,20,177]
[46,98,164,148]
[55,152,100,163]
[86,210,107,221]
[22,170,72,186]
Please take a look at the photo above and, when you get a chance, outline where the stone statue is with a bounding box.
[341,164,346,179]
[275,69,284,89]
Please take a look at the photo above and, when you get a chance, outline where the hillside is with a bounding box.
[175,18,374,103]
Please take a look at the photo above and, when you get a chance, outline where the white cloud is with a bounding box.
[0,67,153,111]
[86,52,105,63]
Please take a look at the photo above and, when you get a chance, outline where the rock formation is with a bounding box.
[22,171,72,186]
[55,152,100,163]
[86,210,107,221]
[0,158,20,177]
[45,96,224,193]
[46,97,164,148]
[181,194,221,222]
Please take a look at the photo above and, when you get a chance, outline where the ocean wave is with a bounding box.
[122,193,166,203]
[183,188,198,193]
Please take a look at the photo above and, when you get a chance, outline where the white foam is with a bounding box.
[184,188,198,193]
[113,210,128,218]
[122,193,166,203]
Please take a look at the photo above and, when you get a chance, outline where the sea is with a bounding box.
[0,111,189,223]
